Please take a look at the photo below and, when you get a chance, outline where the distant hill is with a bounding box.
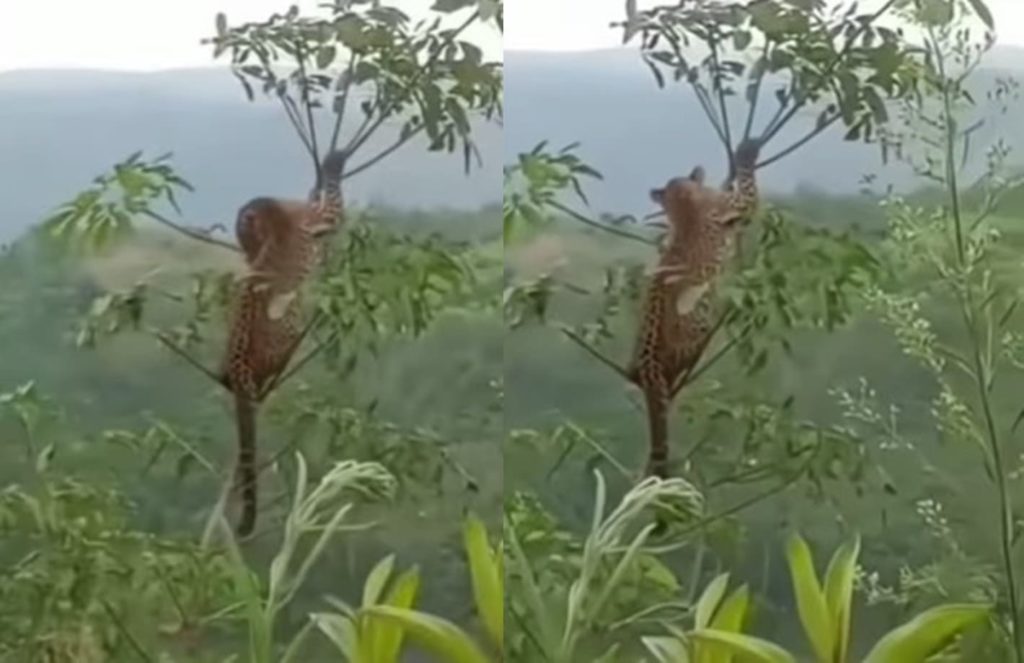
[0,68,501,242]
[3,42,1023,243]
[504,45,1024,218]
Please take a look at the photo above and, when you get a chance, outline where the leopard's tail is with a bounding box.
[642,376,671,479]
[233,393,259,538]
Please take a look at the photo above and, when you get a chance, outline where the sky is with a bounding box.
[0,0,500,72]
[505,0,1024,51]
[2,0,1022,72]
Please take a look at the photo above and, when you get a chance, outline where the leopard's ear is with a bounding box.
[688,166,706,185]
[650,187,666,205]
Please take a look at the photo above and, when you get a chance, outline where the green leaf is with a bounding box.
[709,584,749,633]
[784,534,833,663]
[823,535,860,663]
[642,636,689,663]
[313,613,359,660]
[695,573,731,629]
[362,554,396,607]
[966,0,994,30]
[35,444,55,473]
[705,585,751,663]
[463,513,503,649]
[316,45,337,69]
[364,606,491,663]
[367,567,421,663]
[689,629,796,663]
[431,0,477,12]
[640,554,680,592]
[862,604,989,663]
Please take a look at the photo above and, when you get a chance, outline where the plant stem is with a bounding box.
[295,42,321,177]
[709,36,735,174]
[560,327,631,380]
[142,210,238,253]
[343,126,425,181]
[934,29,1022,660]
[550,201,655,246]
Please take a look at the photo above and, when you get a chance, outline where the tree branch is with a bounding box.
[261,311,329,398]
[153,331,225,387]
[279,89,317,159]
[295,41,323,180]
[756,112,842,171]
[691,81,729,149]
[671,307,740,397]
[709,36,735,173]
[758,0,899,145]
[645,446,817,553]
[560,326,631,380]
[333,8,480,172]
[343,126,425,180]
[266,328,339,397]
[142,210,239,253]
[329,55,360,153]
[550,201,656,246]
[343,110,389,160]
[743,43,770,142]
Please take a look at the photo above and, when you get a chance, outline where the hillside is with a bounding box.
[504,45,1024,217]
[0,68,501,242]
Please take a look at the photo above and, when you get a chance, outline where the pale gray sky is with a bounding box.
[0,0,500,72]
[506,0,1024,51]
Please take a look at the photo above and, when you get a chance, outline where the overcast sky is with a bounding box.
[506,0,1024,51]
[0,0,500,72]
[2,0,1021,72]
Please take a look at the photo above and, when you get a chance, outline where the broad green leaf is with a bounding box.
[785,534,833,663]
[705,585,750,663]
[695,573,731,629]
[690,629,796,663]
[823,535,860,663]
[643,636,690,663]
[463,513,503,648]
[709,585,750,633]
[362,554,396,607]
[366,567,421,663]
[312,613,359,660]
[364,606,491,663]
[966,0,994,30]
[862,604,989,663]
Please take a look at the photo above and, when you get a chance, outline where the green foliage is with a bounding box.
[208,0,501,175]
[642,534,987,663]
[621,0,923,163]
[0,2,504,662]
[503,141,604,241]
[42,152,194,253]
[312,513,502,663]
[462,513,503,649]
[505,471,704,661]
[0,478,236,661]
[313,554,421,663]
[217,455,397,663]
[314,222,484,358]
